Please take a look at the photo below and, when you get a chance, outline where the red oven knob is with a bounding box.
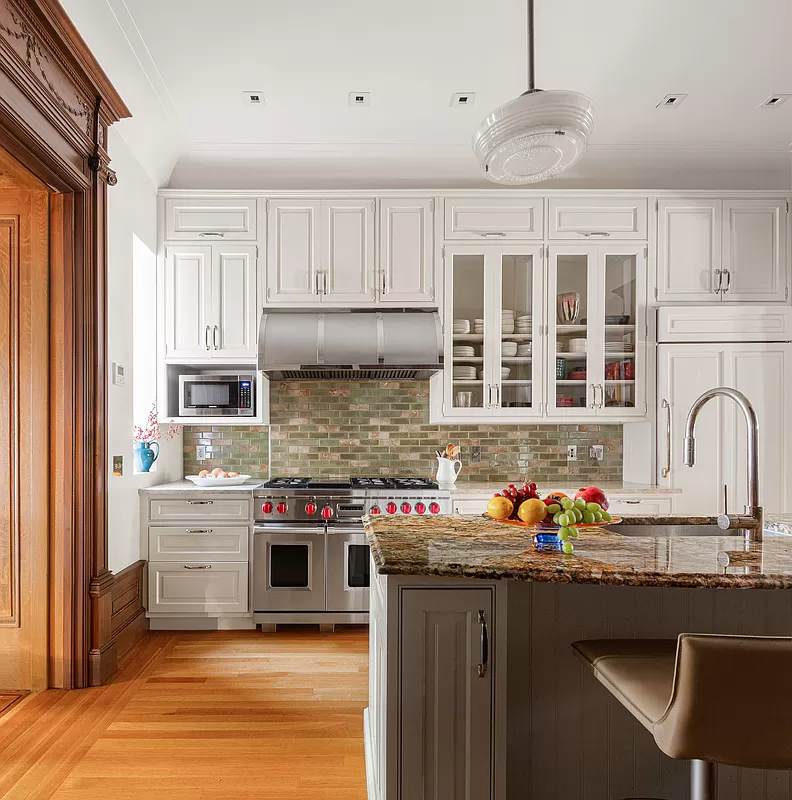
[386,502,397,515]
[276,502,288,515]
[415,502,426,515]
[401,502,412,514]
[429,502,441,515]
[261,502,273,514]
[321,506,334,520]
[369,506,381,515]
[305,502,317,515]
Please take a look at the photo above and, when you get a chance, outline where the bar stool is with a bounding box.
[572,634,792,800]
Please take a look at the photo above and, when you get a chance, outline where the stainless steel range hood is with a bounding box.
[258,310,443,380]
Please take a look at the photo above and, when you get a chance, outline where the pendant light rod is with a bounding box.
[527,0,536,92]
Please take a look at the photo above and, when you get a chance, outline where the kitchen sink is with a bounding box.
[614,524,748,537]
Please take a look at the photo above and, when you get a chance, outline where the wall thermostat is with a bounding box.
[112,362,125,386]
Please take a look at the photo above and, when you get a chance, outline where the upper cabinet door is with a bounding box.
[322,200,375,304]
[165,245,213,360]
[657,199,722,303]
[266,200,322,304]
[379,198,435,304]
[444,197,543,240]
[721,199,788,303]
[164,197,257,241]
[212,245,258,359]
[548,196,648,240]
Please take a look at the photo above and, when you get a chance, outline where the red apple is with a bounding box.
[575,486,609,511]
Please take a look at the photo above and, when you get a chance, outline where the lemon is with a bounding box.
[517,498,548,524]
[487,496,514,520]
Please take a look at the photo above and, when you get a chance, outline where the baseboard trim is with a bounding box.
[149,616,256,631]
[111,561,148,661]
[363,707,377,800]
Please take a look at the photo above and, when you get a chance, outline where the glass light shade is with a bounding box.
[473,89,596,184]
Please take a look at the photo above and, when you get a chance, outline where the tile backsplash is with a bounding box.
[182,381,623,484]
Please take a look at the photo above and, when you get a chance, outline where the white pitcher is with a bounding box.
[436,456,462,486]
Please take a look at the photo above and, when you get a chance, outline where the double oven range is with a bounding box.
[253,477,451,628]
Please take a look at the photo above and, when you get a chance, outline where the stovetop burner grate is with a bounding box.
[262,476,439,490]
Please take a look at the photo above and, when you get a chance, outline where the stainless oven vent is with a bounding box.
[278,369,423,381]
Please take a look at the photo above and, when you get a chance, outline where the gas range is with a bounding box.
[254,477,452,522]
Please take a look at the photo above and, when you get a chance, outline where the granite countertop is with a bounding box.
[364,514,792,589]
[448,481,681,497]
[139,480,264,495]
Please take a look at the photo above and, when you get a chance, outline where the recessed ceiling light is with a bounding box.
[349,92,370,106]
[760,94,792,108]
[451,92,476,107]
[656,94,687,108]
[242,91,265,106]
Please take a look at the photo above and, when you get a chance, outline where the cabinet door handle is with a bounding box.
[205,325,211,350]
[314,271,320,295]
[478,231,506,237]
[198,232,224,238]
[478,610,489,678]
[494,384,500,408]
[723,269,731,294]
[213,325,219,349]
[589,383,597,409]
[598,384,604,409]
[714,269,723,294]
[185,529,213,533]
[381,270,387,295]
[580,231,611,238]
[322,272,328,296]
[661,398,672,477]
[186,500,214,505]
[183,564,212,570]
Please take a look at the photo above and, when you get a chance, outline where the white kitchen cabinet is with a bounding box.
[323,199,376,304]
[148,561,249,614]
[265,200,323,304]
[378,198,435,304]
[149,526,249,561]
[164,197,257,241]
[657,342,792,515]
[400,588,494,800]
[444,197,543,240]
[165,244,258,362]
[148,497,252,523]
[657,197,789,304]
[547,196,648,240]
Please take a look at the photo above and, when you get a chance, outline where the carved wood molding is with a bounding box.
[111,560,147,660]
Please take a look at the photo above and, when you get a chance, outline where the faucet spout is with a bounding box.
[683,388,761,538]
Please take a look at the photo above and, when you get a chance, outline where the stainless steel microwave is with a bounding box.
[178,373,255,417]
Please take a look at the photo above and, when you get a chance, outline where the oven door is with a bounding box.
[253,525,326,612]
[326,526,370,612]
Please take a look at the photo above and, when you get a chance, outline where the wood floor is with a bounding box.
[0,627,369,799]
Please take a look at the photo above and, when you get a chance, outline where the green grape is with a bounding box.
[562,541,574,554]
[586,502,602,513]
[601,511,612,522]
[547,503,561,514]
[569,527,579,538]
[593,511,603,522]
[559,527,570,541]
[553,512,563,524]
[562,497,575,509]
[572,507,583,523]
[574,498,587,510]
[557,513,571,527]
[583,510,595,524]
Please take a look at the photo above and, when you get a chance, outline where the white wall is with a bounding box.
[107,128,182,574]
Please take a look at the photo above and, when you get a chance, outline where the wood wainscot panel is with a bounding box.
[110,561,147,661]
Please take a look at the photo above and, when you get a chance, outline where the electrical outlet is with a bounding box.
[589,445,604,461]
[196,445,207,461]
[471,446,481,463]
[567,445,577,461]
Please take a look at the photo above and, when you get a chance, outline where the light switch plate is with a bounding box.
[589,445,604,461]
[112,455,123,476]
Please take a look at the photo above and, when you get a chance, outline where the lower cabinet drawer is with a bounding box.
[148,526,250,561]
[148,561,249,614]
[608,496,673,516]
[453,499,489,515]
[149,498,251,523]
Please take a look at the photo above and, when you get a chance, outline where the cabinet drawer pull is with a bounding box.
[580,231,611,237]
[478,231,506,237]
[183,564,212,570]
[622,500,642,505]
[198,231,224,238]
[478,610,489,678]
[185,529,213,533]
[186,500,214,505]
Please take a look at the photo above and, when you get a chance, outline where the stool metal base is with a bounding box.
[691,760,717,800]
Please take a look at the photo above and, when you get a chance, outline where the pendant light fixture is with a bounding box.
[472,0,595,184]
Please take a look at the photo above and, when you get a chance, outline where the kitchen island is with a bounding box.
[363,514,792,800]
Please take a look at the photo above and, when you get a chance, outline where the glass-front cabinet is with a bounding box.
[442,243,646,420]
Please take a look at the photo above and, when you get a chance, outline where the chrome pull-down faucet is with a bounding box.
[683,387,763,542]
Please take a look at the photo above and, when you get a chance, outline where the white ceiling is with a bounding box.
[67,0,792,188]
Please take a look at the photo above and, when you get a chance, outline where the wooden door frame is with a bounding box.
[0,0,130,687]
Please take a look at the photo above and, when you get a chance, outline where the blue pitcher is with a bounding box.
[134,441,159,473]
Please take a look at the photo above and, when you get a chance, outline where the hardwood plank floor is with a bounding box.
[0,627,369,799]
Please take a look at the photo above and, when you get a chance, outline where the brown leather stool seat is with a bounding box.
[573,634,792,800]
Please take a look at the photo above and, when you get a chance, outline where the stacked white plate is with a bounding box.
[605,342,634,353]
[453,365,477,380]
[453,319,470,334]
[501,310,515,334]
[501,341,518,357]
[473,318,485,334]
[568,338,588,354]
[515,314,532,333]
[517,343,533,356]
[453,345,476,357]
[556,341,566,353]
[479,368,511,380]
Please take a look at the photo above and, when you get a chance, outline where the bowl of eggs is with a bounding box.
[185,468,253,487]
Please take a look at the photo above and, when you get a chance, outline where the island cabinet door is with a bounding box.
[400,588,494,800]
